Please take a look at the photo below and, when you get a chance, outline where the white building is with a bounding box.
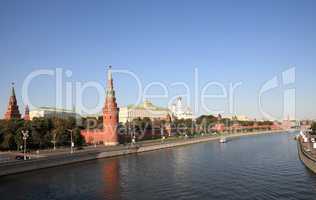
[170,97,193,120]
[225,115,251,121]
[119,100,170,124]
[29,107,80,120]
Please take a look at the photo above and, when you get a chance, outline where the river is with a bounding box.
[1,132,316,200]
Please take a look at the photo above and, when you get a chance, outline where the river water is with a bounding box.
[1,132,316,200]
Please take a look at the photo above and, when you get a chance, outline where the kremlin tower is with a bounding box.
[4,83,21,120]
[102,66,119,145]
[81,66,119,146]
[24,105,30,121]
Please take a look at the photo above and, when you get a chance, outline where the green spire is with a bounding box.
[108,65,112,82]
[11,82,16,97]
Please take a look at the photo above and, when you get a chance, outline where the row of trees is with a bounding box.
[119,115,274,140]
[0,114,275,150]
[0,117,84,151]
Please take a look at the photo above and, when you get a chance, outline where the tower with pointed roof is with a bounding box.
[24,105,30,121]
[102,66,119,145]
[4,83,21,120]
[81,66,120,145]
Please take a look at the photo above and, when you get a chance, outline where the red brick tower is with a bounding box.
[4,83,21,120]
[24,105,30,121]
[102,66,119,145]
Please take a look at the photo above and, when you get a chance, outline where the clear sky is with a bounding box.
[0,0,316,120]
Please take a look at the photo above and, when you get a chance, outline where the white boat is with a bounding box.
[219,137,227,143]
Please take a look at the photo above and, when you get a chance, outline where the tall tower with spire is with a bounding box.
[102,66,119,145]
[24,105,30,121]
[81,66,120,145]
[4,83,21,120]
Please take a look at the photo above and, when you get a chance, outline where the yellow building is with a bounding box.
[119,100,170,124]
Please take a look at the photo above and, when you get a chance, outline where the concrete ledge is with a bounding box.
[297,140,316,173]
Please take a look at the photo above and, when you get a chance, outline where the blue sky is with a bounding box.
[0,0,316,120]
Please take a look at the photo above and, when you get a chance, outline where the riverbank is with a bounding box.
[0,130,286,176]
[297,137,316,173]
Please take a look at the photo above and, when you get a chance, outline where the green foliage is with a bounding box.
[311,122,316,135]
[238,121,255,126]
[0,117,84,151]
[195,115,217,125]
[74,128,85,147]
[130,117,152,133]
[172,118,195,136]
[257,121,273,126]
[195,115,218,134]
[219,118,232,127]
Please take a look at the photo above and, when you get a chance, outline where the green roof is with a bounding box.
[126,101,169,111]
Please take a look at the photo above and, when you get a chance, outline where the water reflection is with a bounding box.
[102,158,121,200]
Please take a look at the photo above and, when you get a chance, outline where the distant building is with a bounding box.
[4,83,21,120]
[170,97,193,120]
[281,119,299,130]
[29,107,80,120]
[229,115,250,121]
[119,100,170,124]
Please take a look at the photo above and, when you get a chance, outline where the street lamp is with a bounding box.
[51,131,56,151]
[67,129,74,154]
[127,121,135,146]
[21,130,29,160]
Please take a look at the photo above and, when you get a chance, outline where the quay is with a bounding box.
[297,133,316,173]
[0,130,285,177]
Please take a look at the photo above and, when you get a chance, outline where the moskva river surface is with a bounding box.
[1,132,316,200]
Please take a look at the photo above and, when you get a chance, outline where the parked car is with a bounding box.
[15,155,31,160]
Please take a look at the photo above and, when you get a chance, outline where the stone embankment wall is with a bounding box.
[297,140,316,173]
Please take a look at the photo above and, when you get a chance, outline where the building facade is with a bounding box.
[228,115,250,121]
[119,100,170,124]
[170,97,193,120]
[29,107,80,120]
[81,66,119,146]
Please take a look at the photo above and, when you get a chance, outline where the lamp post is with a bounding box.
[52,138,56,151]
[51,131,56,151]
[94,133,97,148]
[67,129,74,154]
[127,121,135,146]
[21,130,29,160]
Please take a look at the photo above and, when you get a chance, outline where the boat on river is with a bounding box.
[219,137,227,143]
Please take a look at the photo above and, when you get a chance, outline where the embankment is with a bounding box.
[297,139,316,173]
[0,130,285,176]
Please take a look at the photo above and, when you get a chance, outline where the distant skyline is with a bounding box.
[1,0,316,120]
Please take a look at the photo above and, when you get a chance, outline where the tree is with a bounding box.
[311,122,316,135]
[74,128,85,147]
[0,116,85,151]
[195,115,218,134]
[0,119,24,150]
